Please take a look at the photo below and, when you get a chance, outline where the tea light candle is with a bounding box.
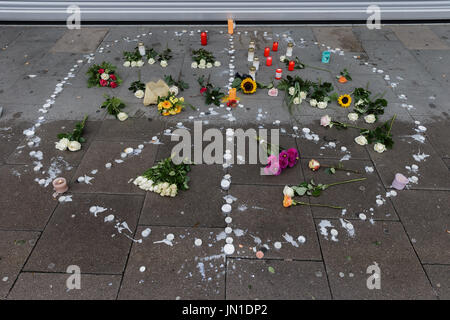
[249,66,256,80]
[52,177,68,194]
[392,173,409,190]
[247,48,254,62]
[249,41,255,49]
[138,42,146,56]
[221,179,231,190]
[264,47,270,57]
[222,204,232,214]
[266,56,272,66]
[201,32,207,46]
[275,68,282,80]
[253,57,260,70]
[288,60,295,71]
[286,42,294,57]
[272,41,279,51]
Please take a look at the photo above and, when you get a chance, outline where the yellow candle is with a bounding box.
[228,19,234,34]
[229,88,236,100]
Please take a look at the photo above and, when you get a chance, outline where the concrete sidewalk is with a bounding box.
[0,24,449,300]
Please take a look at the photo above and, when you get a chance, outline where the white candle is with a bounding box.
[138,42,146,56]
[286,42,294,57]
[253,57,259,71]
[221,179,231,190]
[247,48,255,62]
[249,66,256,80]
[221,204,232,214]
[249,41,255,49]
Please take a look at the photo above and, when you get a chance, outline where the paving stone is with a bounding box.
[139,165,227,228]
[301,159,398,221]
[352,26,398,42]
[423,265,450,300]
[7,273,121,300]
[50,29,109,53]
[118,226,225,300]
[226,259,331,300]
[391,26,449,50]
[0,165,60,230]
[0,231,40,299]
[367,119,450,190]
[0,120,32,165]
[412,116,450,158]
[411,50,450,87]
[312,27,363,52]
[316,219,436,299]
[443,158,450,170]
[227,185,322,261]
[24,193,143,274]
[96,118,165,142]
[69,140,158,194]
[7,120,101,167]
[390,190,450,264]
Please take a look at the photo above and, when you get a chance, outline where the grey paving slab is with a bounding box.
[118,226,226,300]
[0,165,60,230]
[13,27,66,44]
[0,231,40,299]
[227,184,322,261]
[0,120,32,165]
[0,27,25,48]
[96,118,165,142]
[50,29,109,53]
[424,265,450,300]
[397,85,450,117]
[312,27,363,52]
[24,193,143,274]
[390,26,449,50]
[411,50,450,88]
[301,159,398,221]
[443,158,450,170]
[390,190,450,265]
[316,219,436,299]
[69,140,158,194]
[7,120,101,167]
[226,259,331,300]
[7,272,121,300]
[412,116,450,158]
[139,165,227,228]
[352,25,399,42]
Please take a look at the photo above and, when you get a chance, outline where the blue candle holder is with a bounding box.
[322,51,330,63]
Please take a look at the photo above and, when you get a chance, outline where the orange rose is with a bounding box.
[283,195,293,208]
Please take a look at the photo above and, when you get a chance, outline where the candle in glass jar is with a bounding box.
[138,42,146,56]
[266,56,272,66]
[249,41,255,49]
[275,68,282,80]
[228,88,237,100]
[52,177,68,194]
[201,32,207,46]
[253,57,260,70]
[227,19,234,34]
[272,41,279,52]
[286,42,294,57]
[288,60,295,71]
[247,48,255,62]
[264,47,270,57]
[249,66,256,80]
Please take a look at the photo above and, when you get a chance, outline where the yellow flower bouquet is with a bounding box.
[157,92,185,116]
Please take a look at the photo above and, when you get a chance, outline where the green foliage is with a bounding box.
[164,75,189,91]
[198,75,225,106]
[142,157,192,191]
[128,80,145,93]
[281,56,305,70]
[192,48,216,64]
[123,48,141,62]
[310,80,335,102]
[145,48,158,60]
[352,87,388,118]
[158,47,172,62]
[86,61,121,88]
[278,75,314,114]
[339,68,352,81]
[100,95,126,116]
[360,116,395,149]
[57,115,88,143]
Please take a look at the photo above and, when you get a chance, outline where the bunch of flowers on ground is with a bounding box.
[123,49,144,67]
[128,80,145,99]
[309,80,337,109]
[146,48,158,65]
[191,48,221,69]
[55,115,88,152]
[157,92,186,116]
[352,87,388,122]
[164,75,189,92]
[133,157,191,197]
[257,136,299,176]
[100,95,128,121]
[197,75,225,106]
[86,62,121,88]
[232,73,270,95]
[278,75,313,113]
[157,47,172,68]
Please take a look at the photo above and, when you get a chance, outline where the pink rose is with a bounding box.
[320,115,332,127]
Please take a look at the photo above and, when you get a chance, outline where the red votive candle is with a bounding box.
[272,41,279,51]
[288,60,295,71]
[201,32,207,46]
[275,68,282,80]
[266,56,272,66]
[264,47,270,57]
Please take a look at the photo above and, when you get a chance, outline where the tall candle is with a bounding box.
[201,32,207,46]
[286,42,293,57]
[275,68,282,80]
[227,19,234,34]
[249,66,256,80]
[272,41,279,52]
[288,60,295,71]
[249,41,255,49]
[266,56,272,66]
[264,47,270,57]
[253,57,260,70]
[247,48,254,62]
[138,42,146,56]
[228,88,236,100]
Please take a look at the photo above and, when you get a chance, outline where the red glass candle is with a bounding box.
[266,56,272,66]
[201,32,207,46]
[264,47,270,57]
[272,41,279,52]
[275,68,282,80]
[288,60,295,71]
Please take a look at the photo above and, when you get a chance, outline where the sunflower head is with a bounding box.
[338,94,352,108]
[240,77,257,94]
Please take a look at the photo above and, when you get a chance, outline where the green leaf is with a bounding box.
[292,186,307,196]
[268,266,275,274]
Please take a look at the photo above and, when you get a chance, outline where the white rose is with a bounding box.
[68,140,81,152]
[198,63,206,69]
[55,138,70,151]
[293,97,300,105]
[300,91,307,99]
[309,99,317,107]
[191,61,198,68]
[136,60,144,67]
[317,101,328,109]
[288,87,295,96]
[354,135,368,146]
[206,62,213,68]
[374,142,386,153]
[117,112,128,121]
[133,176,145,185]
[100,73,109,80]
[348,113,359,121]
[131,61,137,67]
[123,61,131,67]
[153,184,161,193]
[160,60,168,67]
[169,86,179,96]
[364,114,376,124]
[199,59,206,66]
[214,61,221,67]
[280,55,286,62]
[283,186,295,198]
[148,58,155,65]
[134,90,145,99]
[355,99,364,106]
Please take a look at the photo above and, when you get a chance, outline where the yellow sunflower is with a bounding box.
[162,100,172,109]
[338,94,352,108]
[240,77,257,94]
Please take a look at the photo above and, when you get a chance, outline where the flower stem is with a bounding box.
[325,177,367,188]
[331,121,365,131]
[294,200,343,210]
[321,164,360,174]
[387,114,397,136]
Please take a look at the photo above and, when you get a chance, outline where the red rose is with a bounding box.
[98,68,105,74]
[109,74,116,80]
[200,87,207,95]
[110,81,117,88]
[99,79,107,87]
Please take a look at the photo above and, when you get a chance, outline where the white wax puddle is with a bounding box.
[58,195,72,203]
[141,228,151,237]
[319,220,338,242]
[365,166,374,173]
[340,218,355,237]
[413,152,430,162]
[89,206,108,217]
[283,232,299,247]
[104,214,114,222]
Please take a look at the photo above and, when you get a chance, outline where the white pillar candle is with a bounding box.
[253,57,259,71]
[138,42,146,56]
[286,42,294,57]
[221,179,231,190]
[221,204,232,214]
[249,66,256,80]
[247,48,255,62]
[249,41,255,49]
